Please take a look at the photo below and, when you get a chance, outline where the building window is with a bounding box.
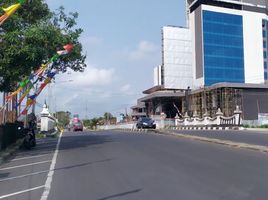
[265,62,267,69]
[264,41,267,48]
[203,10,244,86]
[264,51,267,59]
[265,72,268,80]
[263,30,266,38]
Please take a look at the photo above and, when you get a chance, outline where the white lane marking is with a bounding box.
[0,170,49,182]
[0,185,45,199]
[40,131,63,200]
[0,160,52,171]
[11,154,51,162]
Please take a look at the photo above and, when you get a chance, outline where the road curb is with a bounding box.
[245,128,268,132]
[0,139,24,165]
[156,130,268,153]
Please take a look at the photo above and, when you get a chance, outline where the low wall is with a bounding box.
[0,122,24,150]
[175,108,242,127]
[98,123,135,130]
[154,119,175,129]
[98,119,175,130]
[0,110,17,124]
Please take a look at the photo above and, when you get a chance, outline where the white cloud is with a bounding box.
[70,65,115,88]
[54,64,115,90]
[129,40,159,61]
[36,64,116,113]
[120,84,131,93]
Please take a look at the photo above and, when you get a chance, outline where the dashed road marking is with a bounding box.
[11,154,51,162]
[0,170,49,182]
[0,160,52,171]
[40,131,63,200]
[0,185,45,199]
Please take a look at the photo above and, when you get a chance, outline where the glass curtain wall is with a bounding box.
[203,10,245,86]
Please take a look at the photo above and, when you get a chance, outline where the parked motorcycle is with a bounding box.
[18,114,37,150]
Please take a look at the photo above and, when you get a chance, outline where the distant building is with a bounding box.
[132,0,268,124]
[131,99,147,120]
[161,26,193,89]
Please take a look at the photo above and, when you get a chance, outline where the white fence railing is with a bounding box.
[97,107,242,130]
[175,107,242,127]
[98,123,135,130]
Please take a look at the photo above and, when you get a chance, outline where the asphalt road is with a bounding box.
[0,136,58,200]
[1,130,268,200]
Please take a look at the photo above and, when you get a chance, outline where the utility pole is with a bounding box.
[85,101,88,120]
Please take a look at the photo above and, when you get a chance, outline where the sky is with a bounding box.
[2,0,187,119]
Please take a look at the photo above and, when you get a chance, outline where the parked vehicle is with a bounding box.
[18,114,37,150]
[136,117,156,129]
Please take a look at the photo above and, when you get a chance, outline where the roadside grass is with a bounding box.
[243,124,268,129]
[36,133,46,139]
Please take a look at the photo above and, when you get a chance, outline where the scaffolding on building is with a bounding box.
[182,87,243,118]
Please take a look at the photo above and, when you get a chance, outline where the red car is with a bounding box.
[73,122,83,132]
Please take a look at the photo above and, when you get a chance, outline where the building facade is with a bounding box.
[189,0,268,88]
[132,0,268,122]
[162,26,193,89]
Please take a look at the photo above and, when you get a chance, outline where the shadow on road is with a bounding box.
[1,132,113,167]
[0,159,114,182]
[0,172,10,179]
[97,189,143,200]
[58,133,113,152]
[54,159,113,172]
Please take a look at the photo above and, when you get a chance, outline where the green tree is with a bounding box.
[104,112,113,120]
[55,111,71,127]
[83,118,100,130]
[103,112,117,124]
[0,1,86,92]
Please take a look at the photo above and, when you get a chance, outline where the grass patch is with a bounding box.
[35,133,46,139]
[242,124,268,129]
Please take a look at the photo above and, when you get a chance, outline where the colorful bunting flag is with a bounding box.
[9,44,74,117]
[57,44,74,55]
[0,0,25,25]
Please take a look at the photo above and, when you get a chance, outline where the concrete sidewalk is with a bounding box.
[245,128,268,132]
[0,139,24,165]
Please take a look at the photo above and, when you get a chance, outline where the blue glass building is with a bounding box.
[203,10,245,86]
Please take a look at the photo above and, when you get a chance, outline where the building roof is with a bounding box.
[191,82,268,94]
[140,83,268,101]
[139,91,184,102]
[143,85,164,94]
[131,102,146,109]
[189,0,268,14]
